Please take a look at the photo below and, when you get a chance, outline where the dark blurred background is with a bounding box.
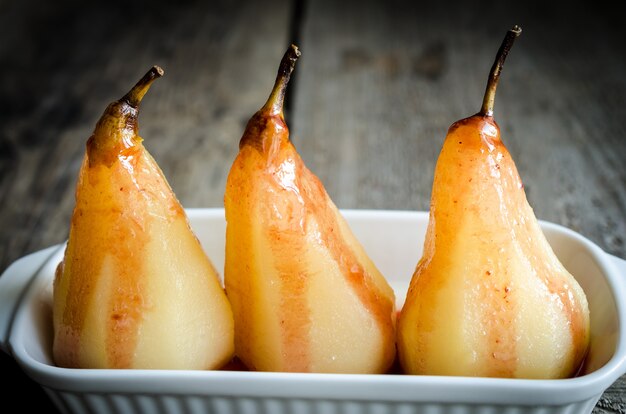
[1,0,625,412]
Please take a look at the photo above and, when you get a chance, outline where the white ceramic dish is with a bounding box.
[1,209,625,414]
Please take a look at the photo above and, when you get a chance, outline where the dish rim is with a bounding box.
[6,208,626,406]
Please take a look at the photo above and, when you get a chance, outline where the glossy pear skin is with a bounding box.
[397,115,590,378]
[53,68,234,369]
[224,47,396,373]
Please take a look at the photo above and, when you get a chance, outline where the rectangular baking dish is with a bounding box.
[1,209,625,414]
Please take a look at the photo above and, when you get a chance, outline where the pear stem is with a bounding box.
[262,44,301,116]
[480,25,522,116]
[122,66,164,108]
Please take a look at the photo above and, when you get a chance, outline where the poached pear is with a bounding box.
[53,67,234,369]
[397,26,590,378]
[224,45,396,373]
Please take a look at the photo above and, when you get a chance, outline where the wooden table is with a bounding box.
[1,0,624,412]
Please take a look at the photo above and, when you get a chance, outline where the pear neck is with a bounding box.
[87,66,163,166]
[96,66,164,142]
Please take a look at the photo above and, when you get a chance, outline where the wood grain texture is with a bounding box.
[0,0,292,271]
[292,0,625,257]
[0,0,625,412]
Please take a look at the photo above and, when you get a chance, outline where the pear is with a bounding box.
[397,26,590,379]
[224,45,396,373]
[53,67,234,369]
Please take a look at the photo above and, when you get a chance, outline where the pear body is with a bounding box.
[53,94,234,369]
[397,116,590,378]
[224,111,396,373]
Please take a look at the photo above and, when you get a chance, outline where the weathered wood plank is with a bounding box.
[293,0,625,256]
[0,0,292,269]
[292,1,626,412]
[0,0,291,412]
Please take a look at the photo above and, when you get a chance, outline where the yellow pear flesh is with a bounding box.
[224,46,396,373]
[397,27,590,379]
[53,67,234,369]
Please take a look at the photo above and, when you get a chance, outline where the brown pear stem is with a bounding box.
[262,44,301,116]
[122,66,164,108]
[480,25,522,116]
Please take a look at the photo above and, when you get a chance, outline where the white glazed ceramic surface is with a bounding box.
[1,209,625,414]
